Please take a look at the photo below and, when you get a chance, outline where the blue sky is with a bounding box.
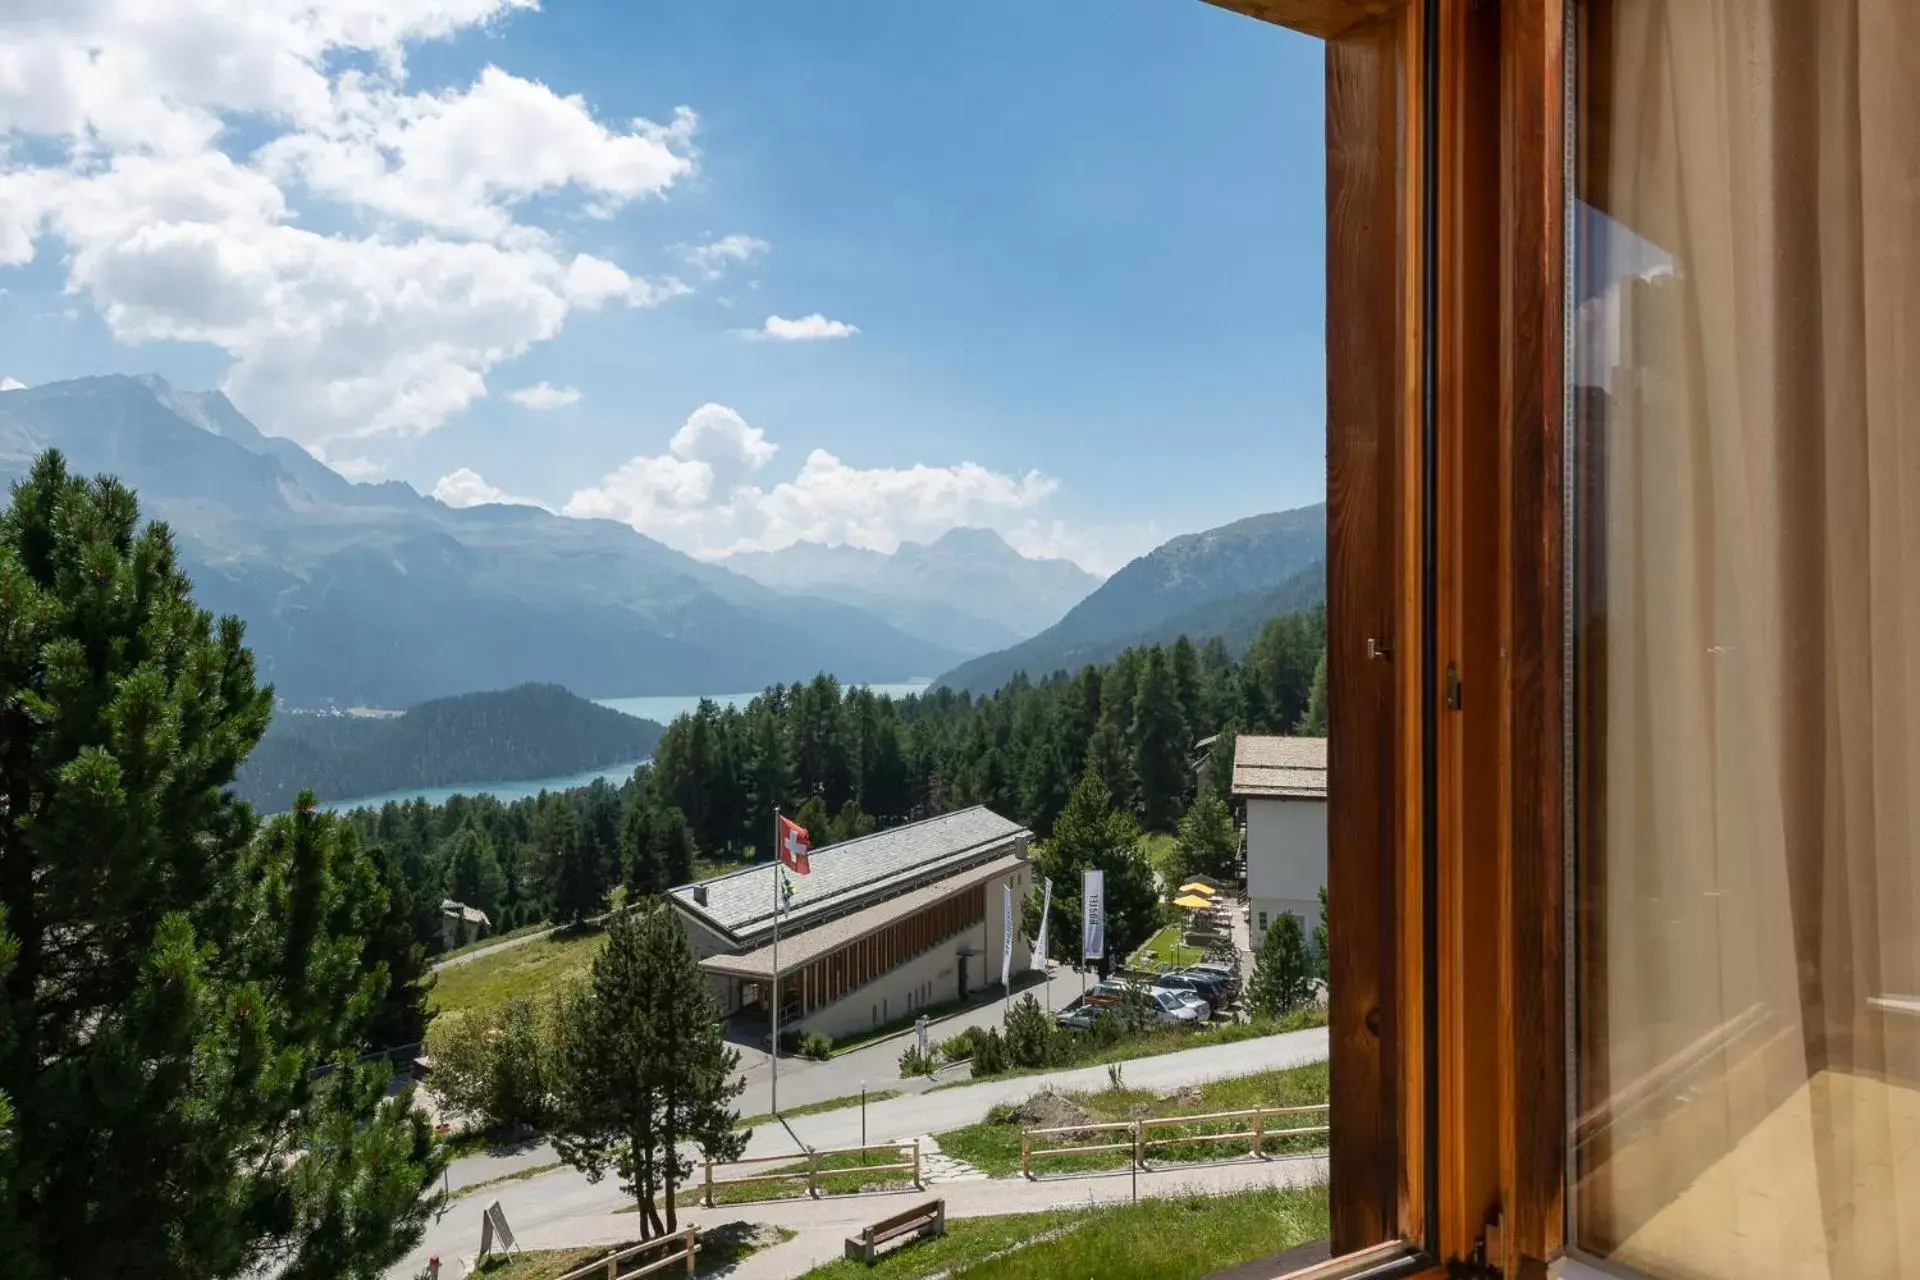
[0,0,1325,573]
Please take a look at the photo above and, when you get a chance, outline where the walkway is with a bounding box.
[435,1152,1328,1280]
[401,1024,1329,1276]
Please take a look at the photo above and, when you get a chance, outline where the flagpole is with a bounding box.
[771,804,781,1118]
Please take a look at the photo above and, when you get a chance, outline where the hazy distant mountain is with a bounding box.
[934,505,1327,694]
[237,683,663,812]
[725,527,1101,657]
[0,375,961,706]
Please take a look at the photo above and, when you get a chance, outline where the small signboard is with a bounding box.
[479,1200,519,1258]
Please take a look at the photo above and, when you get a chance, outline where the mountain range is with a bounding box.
[933,504,1328,694]
[724,528,1101,656]
[0,375,966,707]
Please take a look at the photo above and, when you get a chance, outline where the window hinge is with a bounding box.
[1447,1212,1506,1279]
[1445,661,1463,710]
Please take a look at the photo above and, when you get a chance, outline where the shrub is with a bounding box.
[798,1032,835,1061]
[898,1044,940,1077]
[1003,995,1058,1070]
[1248,912,1315,1018]
[971,1028,1008,1077]
[425,988,569,1134]
[939,1026,986,1061]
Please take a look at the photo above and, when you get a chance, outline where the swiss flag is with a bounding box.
[777,814,812,875]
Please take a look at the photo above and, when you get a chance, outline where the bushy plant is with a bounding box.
[798,1032,835,1061]
[1248,912,1315,1018]
[971,1028,1009,1077]
[426,988,570,1135]
[939,1026,987,1061]
[898,1044,940,1077]
[1003,995,1058,1070]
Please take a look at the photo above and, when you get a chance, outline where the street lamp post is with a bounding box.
[861,1080,868,1151]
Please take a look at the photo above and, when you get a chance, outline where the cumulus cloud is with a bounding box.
[325,455,386,479]
[0,0,698,446]
[0,377,26,391]
[563,403,1060,559]
[683,233,768,279]
[748,313,859,342]
[432,466,541,509]
[506,381,582,409]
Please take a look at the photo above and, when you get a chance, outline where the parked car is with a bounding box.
[1151,988,1207,1025]
[1156,987,1212,1020]
[1154,972,1227,1002]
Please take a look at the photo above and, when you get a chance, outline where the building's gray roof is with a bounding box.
[1232,735,1329,799]
[668,806,1028,944]
[698,852,1026,979]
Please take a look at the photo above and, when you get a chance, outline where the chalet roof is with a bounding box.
[667,806,1029,945]
[698,853,1026,979]
[1231,735,1329,799]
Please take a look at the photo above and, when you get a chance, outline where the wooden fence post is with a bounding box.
[682,1226,697,1276]
[1021,1132,1031,1180]
[912,1139,922,1189]
[807,1148,820,1198]
[1253,1108,1264,1159]
[703,1157,714,1207]
[1133,1121,1143,1168]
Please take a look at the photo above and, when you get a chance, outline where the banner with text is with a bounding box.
[1001,883,1014,991]
[1033,877,1053,971]
[1082,868,1105,961]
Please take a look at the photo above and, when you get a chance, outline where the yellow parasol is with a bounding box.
[1173,893,1214,910]
[1177,882,1218,897]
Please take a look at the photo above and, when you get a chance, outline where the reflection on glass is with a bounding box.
[1570,2,1920,1277]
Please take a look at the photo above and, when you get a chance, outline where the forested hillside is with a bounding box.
[237,684,664,812]
[334,603,1327,954]
[937,505,1326,695]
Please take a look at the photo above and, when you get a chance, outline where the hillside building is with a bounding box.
[667,806,1033,1042]
[1231,735,1328,949]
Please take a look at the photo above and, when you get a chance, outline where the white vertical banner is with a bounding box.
[1082,868,1106,961]
[1032,877,1053,972]
[1001,882,1014,991]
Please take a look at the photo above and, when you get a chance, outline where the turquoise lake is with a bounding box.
[317,680,933,812]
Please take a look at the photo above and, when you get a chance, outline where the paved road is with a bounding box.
[400,1024,1327,1277]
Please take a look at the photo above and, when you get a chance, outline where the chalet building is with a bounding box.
[667,807,1032,1041]
[1230,735,1328,949]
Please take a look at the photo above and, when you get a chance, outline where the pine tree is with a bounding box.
[1205,727,1238,803]
[1173,791,1240,884]
[1248,911,1315,1018]
[365,841,435,1048]
[0,454,442,1278]
[793,795,830,846]
[1026,766,1158,969]
[1297,647,1329,735]
[648,804,697,888]
[743,705,793,856]
[538,792,604,926]
[622,797,666,897]
[826,800,876,846]
[444,823,507,921]
[1130,646,1190,832]
[551,906,744,1238]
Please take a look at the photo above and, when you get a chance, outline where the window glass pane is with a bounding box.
[1571,2,1920,1276]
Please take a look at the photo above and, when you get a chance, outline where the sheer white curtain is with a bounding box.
[1574,1,1920,1276]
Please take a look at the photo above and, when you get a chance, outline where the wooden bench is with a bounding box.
[843,1197,945,1264]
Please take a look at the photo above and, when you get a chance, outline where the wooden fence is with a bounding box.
[701,1140,922,1205]
[1020,1103,1329,1178]
[552,1227,699,1280]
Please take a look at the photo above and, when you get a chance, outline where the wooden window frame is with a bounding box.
[1201,2,1570,1276]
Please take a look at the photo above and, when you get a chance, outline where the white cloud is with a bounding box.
[564,403,1060,559]
[0,377,26,391]
[683,233,768,279]
[326,454,385,479]
[432,465,540,509]
[748,313,859,342]
[506,381,581,409]
[0,0,698,447]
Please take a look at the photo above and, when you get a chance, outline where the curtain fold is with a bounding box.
[1573,2,1920,1276]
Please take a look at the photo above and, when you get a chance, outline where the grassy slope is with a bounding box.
[937,1060,1329,1178]
[794,1186,1328,1280]
[429,925,607,1016]
[943,1006,1329,1088]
